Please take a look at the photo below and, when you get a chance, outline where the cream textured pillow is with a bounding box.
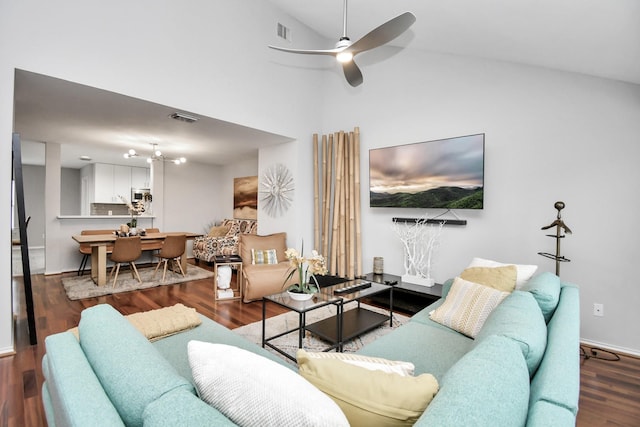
[298,349,415,376]
[297,350,438,427]
[460,265,517,292]
[188,341,349,427]
[429,277,509,338]
[251,248,278,265]
[468,257,538,288]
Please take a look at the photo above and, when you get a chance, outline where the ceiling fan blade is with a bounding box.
[348,12,416,55]
[268,45,340,56]
[342,60,363,87]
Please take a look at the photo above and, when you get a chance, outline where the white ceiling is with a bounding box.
[14,71,293,169]
[14,1,639,168]
[269,0,640,85]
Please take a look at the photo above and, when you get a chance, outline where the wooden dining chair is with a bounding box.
[153,234,186,282]
[77,229,115,276]
[109,236,142,287]
[141,228,162,254]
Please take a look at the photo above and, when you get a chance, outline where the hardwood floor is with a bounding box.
[2,261,639,426]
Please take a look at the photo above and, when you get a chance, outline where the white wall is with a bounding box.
[320,48,640,354]
[0,0,326,354]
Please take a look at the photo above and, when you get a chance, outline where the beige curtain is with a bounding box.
[313,127,362,279]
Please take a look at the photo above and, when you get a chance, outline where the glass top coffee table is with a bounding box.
[262,279,393,361]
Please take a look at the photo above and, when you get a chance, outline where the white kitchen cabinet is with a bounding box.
[113,165,132,201]
[93,163,115,203]
[131,166,150,189]
[91,163,150,203]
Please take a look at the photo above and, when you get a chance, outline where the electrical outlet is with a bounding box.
[593,303,604,317]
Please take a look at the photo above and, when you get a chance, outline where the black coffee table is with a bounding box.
[262,279,393,361]
[306,280,393,351]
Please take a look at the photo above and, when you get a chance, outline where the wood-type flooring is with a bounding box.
[2,260,639,426]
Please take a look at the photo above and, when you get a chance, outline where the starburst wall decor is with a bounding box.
[260,163,294,217]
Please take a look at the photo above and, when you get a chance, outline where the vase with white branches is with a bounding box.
[392,218,444,287]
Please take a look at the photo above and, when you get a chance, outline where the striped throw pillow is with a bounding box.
[429,277,508,338]
[251,248,278,265]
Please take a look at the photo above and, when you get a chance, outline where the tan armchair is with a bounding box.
[239,232,296,302]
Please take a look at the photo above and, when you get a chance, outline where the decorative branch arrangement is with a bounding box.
[392,217,444,287]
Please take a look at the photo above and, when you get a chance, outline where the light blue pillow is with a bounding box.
[521,272,561,323]
[78,304,194,426]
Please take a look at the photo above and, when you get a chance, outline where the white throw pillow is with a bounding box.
[188,341,349,427]
[468,257,538,288]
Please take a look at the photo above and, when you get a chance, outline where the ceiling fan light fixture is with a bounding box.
[336,51,353,63]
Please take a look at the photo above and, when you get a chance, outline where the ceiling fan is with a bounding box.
[269,0,416,87]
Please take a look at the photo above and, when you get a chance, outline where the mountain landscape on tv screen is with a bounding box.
[370,186,483,209]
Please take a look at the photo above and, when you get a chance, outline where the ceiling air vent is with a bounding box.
[170,112,198,123]
[277,22,291,42]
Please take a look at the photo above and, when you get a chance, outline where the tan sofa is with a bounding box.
[239,232,296,302]
[193,219,257,262]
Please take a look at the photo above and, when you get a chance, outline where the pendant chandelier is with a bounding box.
[124,143,186,165]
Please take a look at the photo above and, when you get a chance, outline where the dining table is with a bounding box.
[72,232,201,286]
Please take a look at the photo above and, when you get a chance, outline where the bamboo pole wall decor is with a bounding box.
[313,127,362,279]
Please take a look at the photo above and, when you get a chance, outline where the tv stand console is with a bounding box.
[363,273,442,315]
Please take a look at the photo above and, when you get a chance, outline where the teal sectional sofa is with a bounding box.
[42,272,579,426]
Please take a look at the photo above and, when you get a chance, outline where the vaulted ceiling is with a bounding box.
[15,1,639,168]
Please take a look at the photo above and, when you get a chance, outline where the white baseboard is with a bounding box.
[0,346,16,358]
[580,338,640,358]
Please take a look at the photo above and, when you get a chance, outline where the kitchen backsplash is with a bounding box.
[90,203,129,216]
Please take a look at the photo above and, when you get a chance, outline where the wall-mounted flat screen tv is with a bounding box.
[369,133,484,209]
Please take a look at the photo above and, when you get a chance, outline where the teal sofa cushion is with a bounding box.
[526,400,576,427]
[529,284,580,416]
[78,304,194,427]
[415,335,530,426]
[409,299,444,326]
[356,320,473,380]
[152,314,293,384]
[142,387,237,426]
[474,290,547,376]
[521,272,561,323]
[43,332,125,427]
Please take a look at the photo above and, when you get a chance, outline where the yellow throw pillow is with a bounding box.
[429,277,509,338]
[460,265,517,292]
[298,350,415,376]
[297,349,439,426]
[207,225,230,237]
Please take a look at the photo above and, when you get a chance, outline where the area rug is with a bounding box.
[62,264,214,300]
[233,304,409,363]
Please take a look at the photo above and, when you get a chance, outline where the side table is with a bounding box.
[213,255,243,301]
